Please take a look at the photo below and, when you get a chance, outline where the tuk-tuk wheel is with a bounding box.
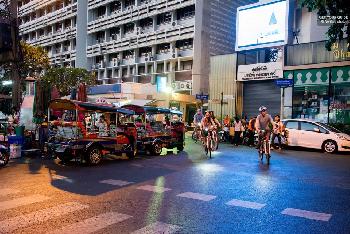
[87,147,102,165]
[152,142,162,156]
[177,145,184,151]
[127,145,137,159]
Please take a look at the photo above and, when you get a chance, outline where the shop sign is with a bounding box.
[332,42,350,60]
[237,62,283,81]
[223,95,234,100]
[171,80,192,91]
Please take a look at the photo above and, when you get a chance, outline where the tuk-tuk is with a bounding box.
[121,105,185,155]
[46,99,137,165]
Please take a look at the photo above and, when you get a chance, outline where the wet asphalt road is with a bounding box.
[1,134,350,234]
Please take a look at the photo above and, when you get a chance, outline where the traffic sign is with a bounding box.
[196,94,209,100]
[275,79,293,88]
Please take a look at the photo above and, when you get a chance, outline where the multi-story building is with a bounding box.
[18,0,243,121]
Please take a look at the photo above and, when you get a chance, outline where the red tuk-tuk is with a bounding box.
[121,105,185,155]
[46,99,137,165]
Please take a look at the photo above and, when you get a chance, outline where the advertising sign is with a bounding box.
[196,94,209,100]
[235,0,289,51]
[171,80,192,91]
[156,76,167,93]
[237,62,283,81]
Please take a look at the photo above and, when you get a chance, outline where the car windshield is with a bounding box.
[317,123,342,133]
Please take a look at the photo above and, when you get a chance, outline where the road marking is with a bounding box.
[226,199,266,210]
[52,175,73,183]
[100,179,134,186]
[136,185,171,193]
[132,221,181,234]
[49,212,132,234]
[177,192,216,202]
[0,195,50,211]
[0,188,20,196]
[281,208,332,221]
[131,163,144,167]
[0,202,88,233]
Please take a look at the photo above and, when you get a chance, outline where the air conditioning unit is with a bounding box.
[172,21,177,27]
[149,56,154,61]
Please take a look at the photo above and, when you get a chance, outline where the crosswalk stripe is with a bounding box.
[0,195,50,211]
[100,179,134,186]
[132,221,181,234]
[49,212,132,234]
[136,185,171,193]
[0,202,88,233]
[281,208,332,221]
[177,192,216,201]
[0,188,20,196]
[226,199,266,210]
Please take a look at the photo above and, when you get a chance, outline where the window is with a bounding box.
[176,38,193,50]
[125,0,135,8]
[285,121,299,130]
[110,1,121,13]
[156,43,170,54]
[97,6,106,18]
[139,47,152,56]
[157,12,172,25]
[139,18,153,29]
[124,23,134,33]
[177,5,195,20]
[300,122,317,131]
[123,50,134,59]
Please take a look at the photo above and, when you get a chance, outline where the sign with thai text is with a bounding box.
[237,62,283,81]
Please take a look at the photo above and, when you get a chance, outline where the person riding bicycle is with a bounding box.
[200,111,215,136]
[193,109,204,127]
[255,106,274,149]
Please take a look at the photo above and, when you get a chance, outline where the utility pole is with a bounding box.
[220,92,223,122]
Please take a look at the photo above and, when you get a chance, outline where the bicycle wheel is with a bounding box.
[192,131,197,142]
[258,142,263,161]
[266,141,271,164]
[208,137,212,158]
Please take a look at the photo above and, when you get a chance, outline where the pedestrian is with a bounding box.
[223,115,231,142]
[247,116,256,146]
[233,117,242,146]
[271,115,284,150]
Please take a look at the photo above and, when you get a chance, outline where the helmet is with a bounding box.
[259,106,267,112]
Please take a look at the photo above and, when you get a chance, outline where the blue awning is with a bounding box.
[88,84,121,95]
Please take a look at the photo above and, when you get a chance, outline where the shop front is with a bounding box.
[238,62,283,118]
[284,66,350,125]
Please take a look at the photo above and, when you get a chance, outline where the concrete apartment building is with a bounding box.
[17,0,243,121]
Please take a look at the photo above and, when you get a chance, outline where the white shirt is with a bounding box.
[234,121,242,131]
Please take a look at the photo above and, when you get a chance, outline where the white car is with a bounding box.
[282,119,350,153]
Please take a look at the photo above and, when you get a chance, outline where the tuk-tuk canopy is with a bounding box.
[122,105,174,115]
[49,99,134,115]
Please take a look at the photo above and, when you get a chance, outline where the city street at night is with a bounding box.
[1,135,350,233]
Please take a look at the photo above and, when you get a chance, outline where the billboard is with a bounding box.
[235,0,289,51]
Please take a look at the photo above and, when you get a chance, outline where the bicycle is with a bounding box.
[0,144,9,167]
[192,124,201,143]
[203,127,215,158]
[257,130,271,164]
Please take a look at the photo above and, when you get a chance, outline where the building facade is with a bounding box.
[17,0,240,118]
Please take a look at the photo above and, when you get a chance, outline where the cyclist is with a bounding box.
[255,106,274,150]
[193,109,204,141]
[271,115,285,150]
[209,111,221,148]
[201,111,215,153]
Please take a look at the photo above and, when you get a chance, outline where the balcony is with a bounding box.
[19,3,78,35]
[87,24,195,57]
[87,0,195,35]
[29,27,77,47]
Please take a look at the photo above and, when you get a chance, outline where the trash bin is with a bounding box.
[15,126,25,136]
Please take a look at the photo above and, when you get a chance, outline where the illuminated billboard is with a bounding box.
[235,0,289,51]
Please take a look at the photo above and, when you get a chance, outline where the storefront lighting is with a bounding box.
[2,80,13,86]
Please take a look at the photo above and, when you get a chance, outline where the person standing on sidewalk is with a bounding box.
[233,117,242,146]
[271,115,284,150]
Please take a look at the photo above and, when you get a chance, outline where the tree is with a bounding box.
[41,67,96,96]
[19,41,50,76]
[299,0,350,51]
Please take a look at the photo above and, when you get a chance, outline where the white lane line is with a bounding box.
[226,199,266,210]
[0,202,88,233]
[52,175,73,183]
[0,195,50,211]
[100,179,134,186]
[49,212,132,234]
[0,188,20,196]
[132,221,181,234]
[136,185,172,193]
[131,163,144,167]
[177,192,216,202]
[281,208,332,222]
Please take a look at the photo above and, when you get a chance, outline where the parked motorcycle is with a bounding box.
[0,144,9,167]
